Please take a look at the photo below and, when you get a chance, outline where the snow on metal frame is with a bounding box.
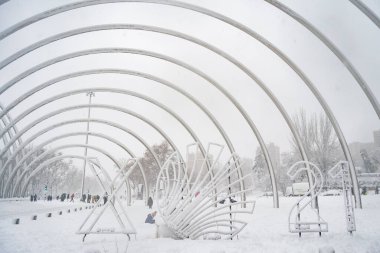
[287,161,328,236]
[329,161,356,234]
[155,143,255,240]
[0,0,378,208]
[77,157,138,240]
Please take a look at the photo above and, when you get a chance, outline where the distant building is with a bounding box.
[349,142,375,167]
[349,130,380,170]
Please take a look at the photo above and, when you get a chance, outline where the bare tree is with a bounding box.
[289,109,344,184]
[118,141,173,189]
[24,149,81,197]
[252,149,272,192]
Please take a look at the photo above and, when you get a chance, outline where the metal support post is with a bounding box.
[80,91,95,198]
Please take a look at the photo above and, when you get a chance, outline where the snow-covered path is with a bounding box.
[0,196,379,253]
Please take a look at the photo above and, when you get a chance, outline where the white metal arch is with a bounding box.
[3,131,147,202]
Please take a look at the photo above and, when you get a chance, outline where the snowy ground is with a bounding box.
[0,195,379,253]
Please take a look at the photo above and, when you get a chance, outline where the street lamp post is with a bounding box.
[80,91,95,198]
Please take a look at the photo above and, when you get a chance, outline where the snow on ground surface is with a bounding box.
[0,195,379,253]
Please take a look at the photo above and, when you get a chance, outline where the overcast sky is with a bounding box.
[0,0,379,173]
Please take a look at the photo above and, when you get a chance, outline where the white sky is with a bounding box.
[0,0,379,172]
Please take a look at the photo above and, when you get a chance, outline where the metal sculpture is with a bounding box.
[287,161,328,237]
[329,161,356,234]
[77,157,137,241]
[156,143,255,240]
[0,0,378,210]
[0,117,155,200]
[0,46,278,207]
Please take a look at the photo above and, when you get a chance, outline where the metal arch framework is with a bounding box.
[3,131,147,201]
[0,87,220,191]
[0,104,178,197]
[0,68,255,197]
[19,153,126,198]
[262,0,379,208]
[0,103,17,145]
[0,5,376,207]
[0,22,364,206]
[348,0,380,29]
[0,103,22,191]
[1,54,279,207]
[0,21,323,207]
[0,24,312,173]
[0,104,180,186]
[0,117,163,195]
[0,1,377,118]
[0,47,279,207]
[19,155,91,196]
[0,1,376,208]
[3,131,135,197]
[15,144,134,203]
[15,143,123,198]
[0,87,208,159]
[0,67,243,169]
[0,103,22,151]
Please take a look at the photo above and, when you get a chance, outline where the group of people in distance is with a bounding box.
[29,194,38,202]
[29,193,73,202]
[59,193,75,202]
[29,192,112,204]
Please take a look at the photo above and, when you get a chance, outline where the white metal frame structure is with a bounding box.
[77,157,137,241]
[155,143,255,240]
[287,161,328,237]
[0,1,378,209]
[329,161,356,234]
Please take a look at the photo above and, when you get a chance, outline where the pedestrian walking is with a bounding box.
[148,196,153,209]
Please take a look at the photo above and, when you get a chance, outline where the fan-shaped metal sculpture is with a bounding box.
[155,143,255,240]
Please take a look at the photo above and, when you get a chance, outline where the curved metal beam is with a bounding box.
[17,144,121,196]
[0,103,23,191]
[4,131,147,201]
[0,25,300,207]
[0,87,206,158]
[0,47,279,207]
[0,103,22,148]
[264,0,365,207]
[19,153,125,198]
[0,105,13,146]
[1,68,238,162]
[19,155,91,197]
[0,90,212,201]
[0,68,249,194]
[0,87,219,198]
[0,26,308,172]
[0,117,161,194]
[12,142,138,205]
[0,104,178,191]
[0,0,375,206]
[265,0,379,120]
[0,0,377,119]
[349,0,380,29]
